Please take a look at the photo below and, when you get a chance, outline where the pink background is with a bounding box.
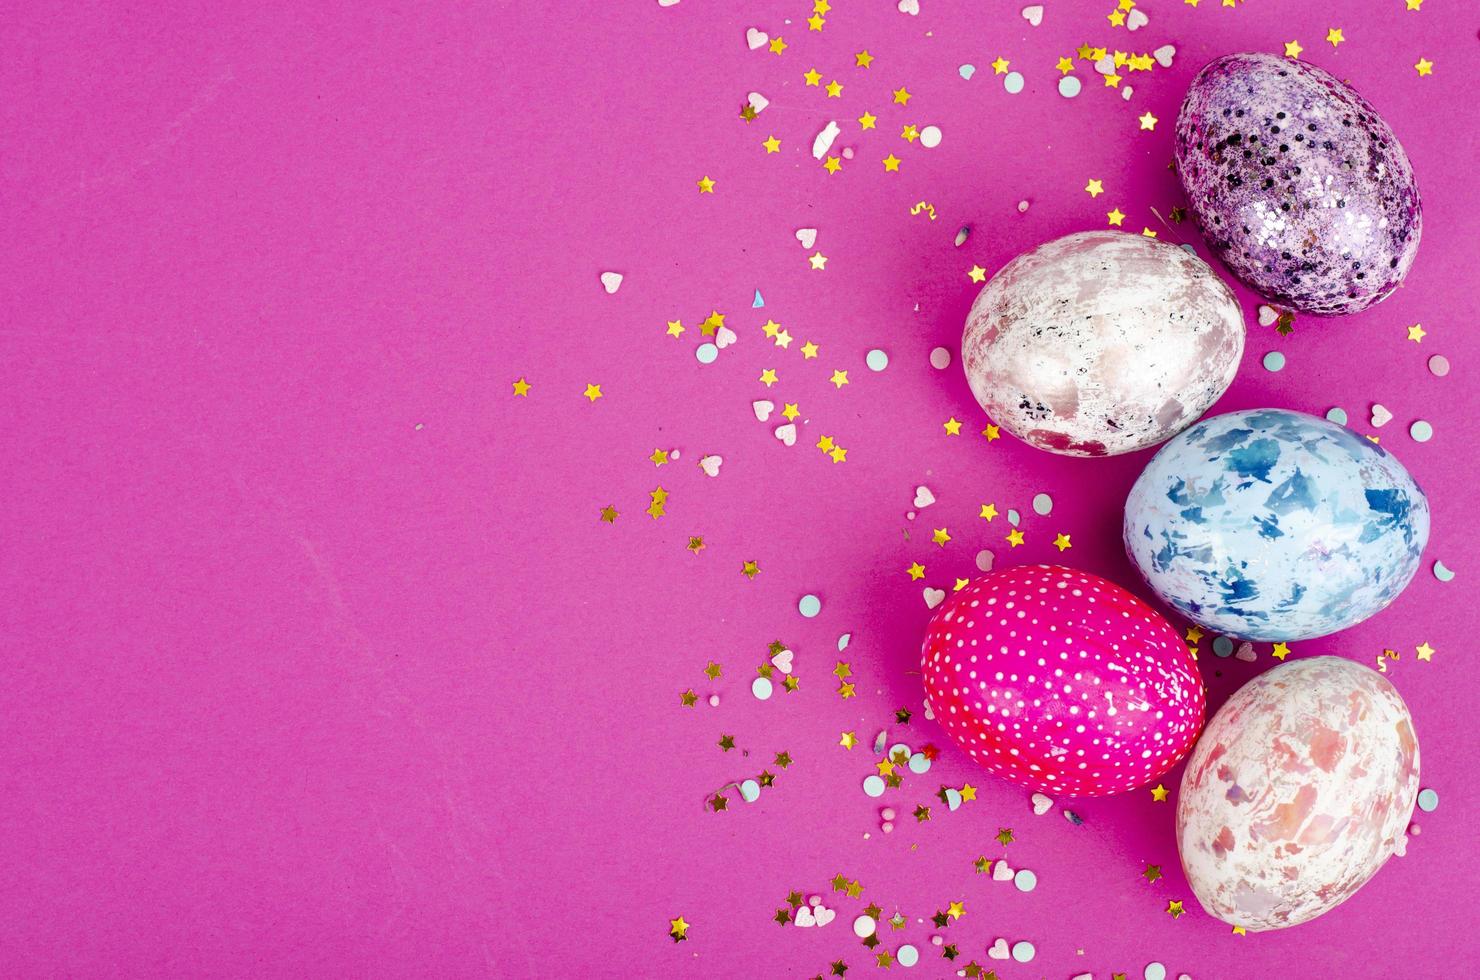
[3,2,1476,977]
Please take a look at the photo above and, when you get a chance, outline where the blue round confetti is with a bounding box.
[897,945,919,968]
[908,752,930,774]
[862,775,886,798]
[1410,419,1434,443]
[1213,635,1234,658]
[866,349,889,371]
[1263,350,1286,372]
[739,779,761,803]
[1011,941,1035,963]
[1145,964,1167,980]
[696,343,718,364]
[1326,407,1348,426]
[798,593,822,618]
[1417,788,1439,812]
[1014,869,1037,892]
[751,676,773,700]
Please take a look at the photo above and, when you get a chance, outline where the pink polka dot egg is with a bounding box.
[922,564,1205,797]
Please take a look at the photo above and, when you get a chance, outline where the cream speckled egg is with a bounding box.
[962,231,1245,457]
[1177,657,1419,931]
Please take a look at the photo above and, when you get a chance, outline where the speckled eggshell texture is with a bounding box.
[921,564,1205,797]
[1124,408,1429,641]
[1178,656,1419,931]
[961,231,1244,457]
[1175,52,1421,315]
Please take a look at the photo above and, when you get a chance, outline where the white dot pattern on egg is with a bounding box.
[921,564,1206,797]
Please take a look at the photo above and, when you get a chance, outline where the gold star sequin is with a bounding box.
[763,134,781,153]
[1284,39,1303,59]
[943,417,962,435]
[1053,533,1072,552]
[1407,323,1426,342]
[1107,207,1126,226]
[810,251,829,270]
[669,916,689,942]
[680,689,697,707]
[696,175,715,194]
[769,36,787,54]
[858,111,877,130]
[759,368,779,387]
[991,56,1010,74]
[1167,899,1186,919]
[1185,626,1204,643]
[1416,58,1435,77]
[907,562,926,580]
[840,731,858,749]
[1272,642,1291,661]
[599,505,618,523]
[1006,529,1025,547]
[932,527,951,546]
[856,49,874,68]
[826,79,844,97]
[583,383,603,402]
[1085,179,1104,197]
[1326,27,1344,48]
[1416,642,1435,661]
[892,86,911,105]
[800,341,819,358]
[512,377,531,396]
[1151,783,1169,802]
[1138,111,1158,130]
[687,536,705,555]
[980,503,998,521]
[1144,863,1162,883]
[882,153,901,172]
[741,560,760,579]
[804,68,822,86]
[830,369,849,388]
[967,265,987,283]
[996,827,1014,845]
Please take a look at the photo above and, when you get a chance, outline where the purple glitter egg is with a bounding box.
[1175,53,1421,316]
[962,231,1245,457]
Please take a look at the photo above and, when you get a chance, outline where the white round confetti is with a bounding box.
[808,895,822,907]
[853,915,877,939]
[1325,407,1348,426]
[863,775,886,797]
[707,694,720,706]
[975,549,995,572]
[1003,71,1024,94]
[866,348,890,371]
[897,945,920,968]
[739,779,761,802]
[1145,964,1167,980]
[798,593,822,618]
[929,346,952,369]
[1031,492,1052,516]
[908,752,930,774]
[1058,74,1082,98]
[1410,419,1433,443]
[1013,869,1037,892]
[1011,941,1035,963]
[1417,788,1439,811]
[1428,354,1450,377]
[919,125,942,149]
[751,676,773,700]
[1262,350,1286,372]
[696,342,719,364]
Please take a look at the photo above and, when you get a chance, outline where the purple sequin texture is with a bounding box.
[1175,53,1421,315]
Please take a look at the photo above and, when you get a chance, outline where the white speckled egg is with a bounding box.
[1178,657,1419,931]
[962,231,1244,457]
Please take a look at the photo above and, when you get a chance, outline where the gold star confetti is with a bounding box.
[901,124,919,142]
[807,13,824,30]
[839,731,858,750]
[943,417,962,435]
[647,487,667,519]
[991,56,1010,74]
[1053,533,1072,552]
[856,49,874,68]
[822,155,842,174]
[1108,10,1126,25]
[1151,783,1169,802]
[696,175,715,194]
[1167,899,1186,919]
[1138,111,1158,130]
[782,402,800,421]
[1416,642,1435,661]
[1107,207,1126,226]
[830,446,847,463]
[980,503,998,521]
[759,368,779,387]
[583,383,603,402]
[1185,626,1204,643]
[1284,39,1303,58]
[996,827,1014,845]
[1085,179,1104,197]
[858,111,877,130]
[669,916,689,942]
[775,751,793,768]
[717,734,735,751]
[679,689,697,707]
[1056,56,1075,74]
[913,805,931,822]
[982,424,1000,441]
[1406,0,1422,8]
[687,536,705,555]
[702,310,725,334]
[830,369,849,388]
[967,265,987,283]
[763,134,781,153]
[512,377,530,396]
[769,36,787,54]
[932,527,952,546]
[810,251,829,270]
[892,86,911,105]
[960,783,977,801]
[650,448,669,466]
[1407,323,1426,342]
[774,329,793,348]
[1415,57,1433,77]
[801,341,819,359]
[741,560,760,579]
[804,67,822,86]
[1006,529,1025,547]
[1326,27,1344,48]
[907,562,926,580]
[838,681,856,699]
[1144,863,1163,883]
[947,900,965,919]
[883,153,901,172]
[709,794,728,812]
[599,505,618,523]
[1272,642,1291,661]
[665,319,685,338]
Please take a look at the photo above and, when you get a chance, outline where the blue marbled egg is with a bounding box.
[1124,409,1429,641]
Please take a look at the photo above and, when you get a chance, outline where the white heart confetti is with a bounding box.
[599,271,623,294]
[795,228,817,249]
[715,325,737,349]
[1235,641,1256,662]
[897,0,919,14]
[923,587,946,609]
[987,938,1011,960]
[771,648,794,674]
[1126,8,1148,30]
[1153,44,1176,68]
[812,120,840,160]
[774,422,797,446]
[752,399,775,422]
[794,907,816,927]
[745,27,768,50]
[813,906,835,927]
[746,91,769,114]
[1073,974,1093,980]
[1371,404,1393,428]
[1257,304,1278,326]
[1020,5,1043,26]
[913,486,936,509]
[1094,55,1116,76]
[1031,792,1053,815]
[657,0,679,6]
[699,455,722,477]
[992,860,1014,881]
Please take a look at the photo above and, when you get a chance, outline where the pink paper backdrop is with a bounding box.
[3,2,1476,977]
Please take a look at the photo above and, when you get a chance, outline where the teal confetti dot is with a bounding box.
[696,343,718,364]
[959,64,976,80]
[897,945,919,968]
[1433,560,1455,582]
[1032,493,1053,516]
[1326,407,1348,426]
[1007,509,1021,527]
[1263,350,1286,372]
[862,775,886,798]
[739,779,761,803]
[908,752,930,774]
[1417,788,1439,812]
[798,593,821,618]
[1011,941,1035,963]
[866,349,889,372]
[1410,419,1433,443]
[751,676,773,700]
[1145,964,1167,980]
[1213,636,1234,658]
[1014,869,1038,892]
[1004,71,1025,94]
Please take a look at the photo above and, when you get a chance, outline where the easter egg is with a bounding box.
[1124,408,1429,641]
[961,231,1244,457]
[1178,656,1419,930]
[1175,52,1421,315]
[921,564,1205,797]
